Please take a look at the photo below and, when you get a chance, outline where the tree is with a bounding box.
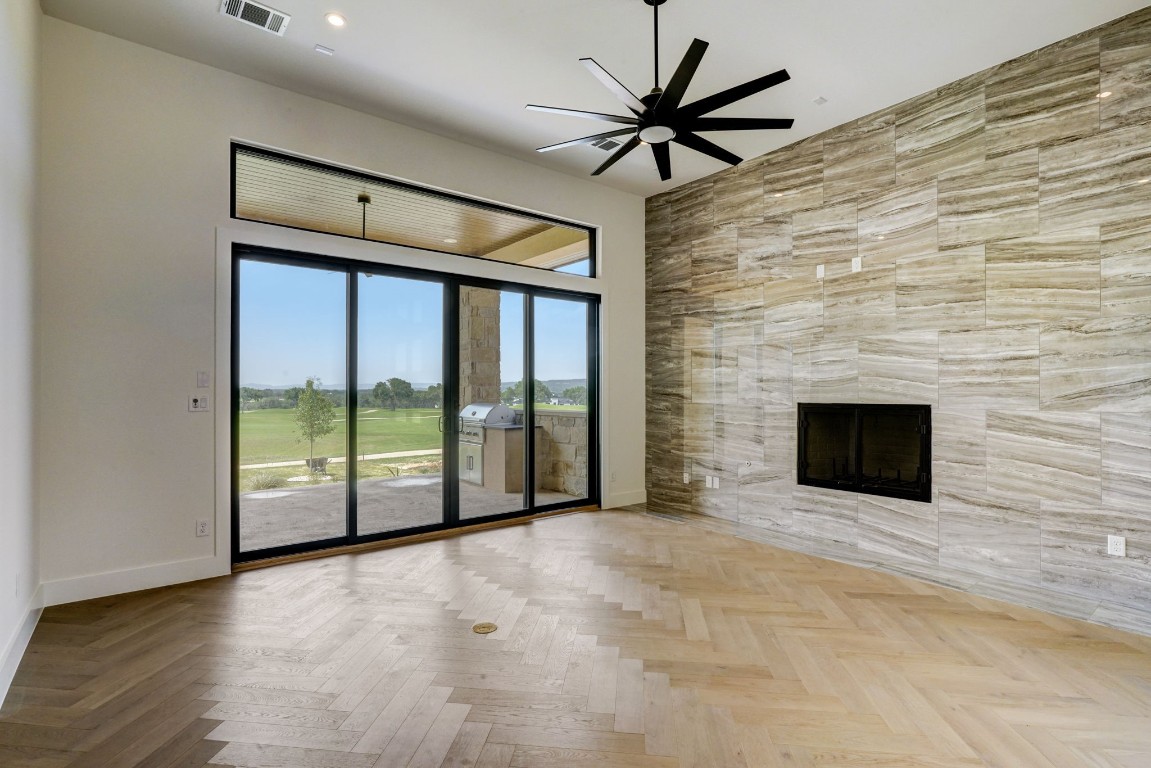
[372,380,393,409]
[240,387,263,412]
[562,385,587,406]
[282,386,304,408]
[295,377,336,468]
[533,380,553,403]
[387,377,414,408]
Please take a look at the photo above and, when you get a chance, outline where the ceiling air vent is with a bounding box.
[220,0,291,36]
[590,137,623,152]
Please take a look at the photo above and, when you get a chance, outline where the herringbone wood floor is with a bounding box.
[4,509,1151,767]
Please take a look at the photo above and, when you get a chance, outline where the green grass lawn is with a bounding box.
[239,407,442,464]
[239,404,588,466]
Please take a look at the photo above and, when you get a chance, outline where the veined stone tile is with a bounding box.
[939,490,1041,584]
[1101,247,1151,317]
[648,243,691,293]
[1040,316,1151,412]
[858,180,938,264]
[986,411,1102,505]
[965,577,1100,623]
[896,246,986,332]
[763,275,823,334]
[938,149,1039,247]
[1038,123,1151,233]
[714,161,766,230]
[1100,21,1151,130]
[737,218,792,285]
[691,230,738,295]
[822,263,897,339]
[858,332,939,405]
[683,308,714,350]
[738,473,795,533]
[793,335,858,403]
[792,202,857,271]
[716,404,765,465]
[1102,413,1151,506]
[858,496,939,566]
[933,410,987,497]
[646,200,672,252]
[762,137,825,217]
[1091,600,1151,637]
[895,80,986,184]
[985,36,1100,158]
[715,285,765,349]
[1101,218,1151,317]
[761,407,797,470]
[685,402,715,462]
[739,339,792,408]
[690,347,737,405]
[793,486,859,546]
[668,181,715,243]
[1041,501,1151,610]
[985,229,1101,325]
[693,459,738,521]
[824,115,897,203]
[939,325,1039,410]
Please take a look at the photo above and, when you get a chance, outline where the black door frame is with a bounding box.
[230,244,600,565]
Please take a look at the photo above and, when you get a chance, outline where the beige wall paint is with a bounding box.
[645,7,1151,634]
[37,17,645,604]
[0,0,41,697]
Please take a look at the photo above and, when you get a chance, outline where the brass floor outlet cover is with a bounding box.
[472,622,498,634]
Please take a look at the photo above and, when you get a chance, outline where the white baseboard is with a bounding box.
[602,488,646,508]
[1,585,43,706]
[41,556,228,608]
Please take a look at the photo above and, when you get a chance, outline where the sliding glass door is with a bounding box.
[233,248,598,563]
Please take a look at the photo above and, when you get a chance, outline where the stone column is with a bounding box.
[458,286,502,406]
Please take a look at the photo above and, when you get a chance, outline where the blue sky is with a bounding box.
[240,260,588,389]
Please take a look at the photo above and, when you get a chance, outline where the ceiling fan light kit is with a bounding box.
[527,0,794,181]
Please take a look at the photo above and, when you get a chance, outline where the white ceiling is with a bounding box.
[40,0,1151,197]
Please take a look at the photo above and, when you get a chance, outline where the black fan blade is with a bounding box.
[657,38,708,114]
[535,128,636,153]
[526,104,639,125]
[673,131,743,166]
[580,58,649,115]
[690,117,795,131]
[592,135,641,176]
[678,68,791,119]
[652,141,672,181]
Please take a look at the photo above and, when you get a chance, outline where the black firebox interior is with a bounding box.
[797,403,931,503]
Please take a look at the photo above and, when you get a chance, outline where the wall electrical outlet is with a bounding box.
[1107,535,1126,557]
[196,519,211,538]
[188,395,210,412]
[713,476,720,490]
[815,264,825,280]
[851,256,862,273]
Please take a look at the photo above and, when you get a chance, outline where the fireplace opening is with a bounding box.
[797,403,931,502]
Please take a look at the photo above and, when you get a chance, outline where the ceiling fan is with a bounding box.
[526,0,794,181]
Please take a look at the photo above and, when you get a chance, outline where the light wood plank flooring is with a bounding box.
[4,509,1151,767]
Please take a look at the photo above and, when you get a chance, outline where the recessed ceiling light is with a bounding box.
[443,238,458,244]
[813,96,828,106]
[325,12,346,27]
[1097,91,1112,98]
[314,44,334,56]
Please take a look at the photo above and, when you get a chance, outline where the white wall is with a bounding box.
[37,17,646,605]
[0,0,42,700]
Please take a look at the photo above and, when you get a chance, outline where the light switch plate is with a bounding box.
[851,256,862,272]
[196,370,211,388]
[816,264,825,279]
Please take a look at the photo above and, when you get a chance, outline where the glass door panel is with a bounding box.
[533,296,591,505]
[458,287,528,521]
[356,274,445,535]
[237,259,348,553]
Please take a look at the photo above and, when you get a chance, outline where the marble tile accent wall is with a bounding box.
[645,7,1151,634]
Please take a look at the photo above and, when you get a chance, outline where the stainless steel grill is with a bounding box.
[458,403,516,485]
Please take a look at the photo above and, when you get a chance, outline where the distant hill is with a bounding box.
[501,379,587,393]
